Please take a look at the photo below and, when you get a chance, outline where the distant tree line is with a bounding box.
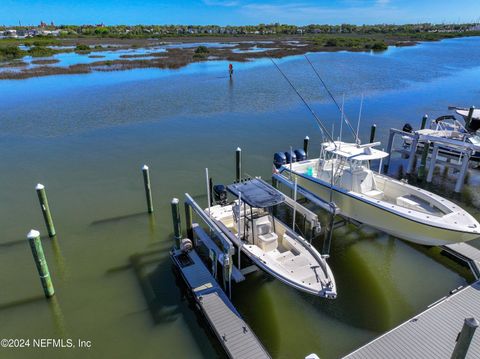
[0,22,478,38]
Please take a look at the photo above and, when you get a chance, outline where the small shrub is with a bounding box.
[194,45,209,54]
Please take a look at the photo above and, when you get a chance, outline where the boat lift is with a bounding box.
[383,127,475,192]
[184,178,325,297]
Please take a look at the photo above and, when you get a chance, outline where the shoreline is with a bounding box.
[0,34,475,80]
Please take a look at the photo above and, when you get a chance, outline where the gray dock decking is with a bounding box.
[171,248,270,359]
[443,243,480,279]
[345,243,480,359]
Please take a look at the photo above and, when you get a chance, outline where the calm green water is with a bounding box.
[1,37,480,359]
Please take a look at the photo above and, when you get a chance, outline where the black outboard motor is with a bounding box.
[213,184,228,206]
[294,148,306,161]
[273,152,287,169]
[402,123,413,133]
[284,151,297,164]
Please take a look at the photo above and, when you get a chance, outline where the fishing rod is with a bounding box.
[269,57,335,144]
[304,54,361,144]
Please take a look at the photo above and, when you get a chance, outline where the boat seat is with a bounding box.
[363,189,384,199]
[255,217,278,252]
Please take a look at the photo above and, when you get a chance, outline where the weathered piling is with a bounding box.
[466,106,475,129]
[303,136,310,158]
[451,317,479,359]
[418,141,430,178]
[369,124,377,143]
[185,202,193,240]
[27,230,55,298]
[171,198,181,249]
[421,114,428,130]
[426,144,440,183]
[209,177,214,206]
[142,165,154,213]
[406,135,419,174]
[36,184,56,237]
[455,151,471,193]
[235,147,242,182]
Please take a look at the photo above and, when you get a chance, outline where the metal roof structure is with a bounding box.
[227,179,285,208]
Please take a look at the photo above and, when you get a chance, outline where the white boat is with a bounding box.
[279,141,480,246]
[207,179,336,298]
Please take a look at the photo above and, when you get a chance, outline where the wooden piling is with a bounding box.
[421,114,428,130]
[426,144,440,183]
[235,147,242,182]
[418,141,430,178]
[36,184,56,237]
[171,198,181,249]
[303,136,310,158]
[455,151,471,193]
[185,202,193,240]
[27,230,55,298]
[209,177,214,206]
[451,317,479,359]
[142,165,154,213]
[466,106,475,129]
[406,135,419,174]
[369,124,377,143]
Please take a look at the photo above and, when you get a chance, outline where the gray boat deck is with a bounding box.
[443,243,480,279]
[344,280,480,359]
[171,248,270,359]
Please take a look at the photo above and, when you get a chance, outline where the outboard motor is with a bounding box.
[402,123,413,133]
[213,184,228,205]
[273,152,287,169]
[294,148,306,161]
[284,151,297,164]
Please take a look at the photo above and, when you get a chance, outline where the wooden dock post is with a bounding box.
[418,141,430,178]
[27,230,55,298]
[185,202,193,240]
[426,143,440,183]
[451,317,479,359]
[36,184,56,237]
[209,177,214,206]
[369,124,377,143]
[142,165,154,213]
[455,151,471,193]
[383,129,396,173]
[466,106,475,129]
[235,147,242,182]
[171,198,181,249]
[421,114,428,130]
[303,136,310,158]
[406,135,419,174]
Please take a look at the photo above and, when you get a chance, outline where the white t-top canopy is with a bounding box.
[323,141,389,161]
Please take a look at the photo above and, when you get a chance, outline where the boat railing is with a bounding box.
[185,193,236,255]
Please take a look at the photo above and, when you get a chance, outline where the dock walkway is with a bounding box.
[171,248,270,359]
[443,243,480,279]
[345,243,480,358]
[344,280,480,358]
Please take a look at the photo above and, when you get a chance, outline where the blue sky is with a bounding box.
[1,0,480,26]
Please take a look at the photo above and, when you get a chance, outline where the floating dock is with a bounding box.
[443,243,480,280]
[345,243,480,358]
[171,247,270,359]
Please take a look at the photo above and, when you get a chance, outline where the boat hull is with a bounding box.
[282,169,478,246]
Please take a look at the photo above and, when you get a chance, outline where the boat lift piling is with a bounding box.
[235,147,242,182]
[369,124,377,143]
[36,184,56,238]
[304,136,310,158]
[27,229,55,298]
[383,125,473,192]
[142,165,154,213]
[171,198,181,249]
